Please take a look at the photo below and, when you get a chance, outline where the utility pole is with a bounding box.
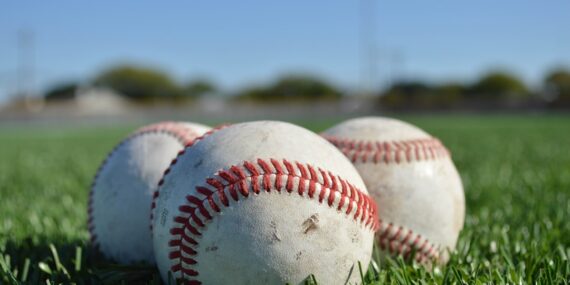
[18,29,44,111]
[18,30,31,99]
[389,50,405,88]
[359,0,377,96]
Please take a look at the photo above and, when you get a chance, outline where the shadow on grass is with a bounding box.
[0,236,160,284]
[1,237,388,284]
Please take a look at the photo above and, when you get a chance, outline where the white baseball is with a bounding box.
[322,117,465,263]
[88,121,211,264]
[151,121,378,285]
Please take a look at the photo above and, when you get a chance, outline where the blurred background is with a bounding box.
[1,0,569,124]
[1,2,570,283]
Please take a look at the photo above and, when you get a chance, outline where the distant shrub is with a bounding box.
[44,82,78,101]
[184,80,217,97]
[544,68,570,107]
[379,81,465,109]
[236,75,341,102]
[468,71,529,99]
[93,65,182,101]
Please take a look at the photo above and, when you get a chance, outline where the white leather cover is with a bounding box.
[152,121,377,284]
[323,117,465,263]
[89,122,211,264]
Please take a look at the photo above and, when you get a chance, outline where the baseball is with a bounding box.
[322,117,465,264]
[88,121,211,264]
[151,121,378,284]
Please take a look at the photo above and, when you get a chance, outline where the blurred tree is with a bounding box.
[432,82,466,106]
[236,86,269,100]
[379,81,468,109]
[184,80,216,97]
[379,81,432,108]
[271,75,341,100]
[544,68,570,105]
[237,75,341,101]
[94,65,181,101]
[469,71,528,99]
[44,82,78,101]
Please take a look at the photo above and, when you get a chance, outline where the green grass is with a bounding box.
[1,115,569,284]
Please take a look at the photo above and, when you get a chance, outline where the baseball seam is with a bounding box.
[165,158,379,284]
[323,136,449,164]
[150,125,228,231]
[88,122,200,247]
[375,221,439,263]
[323,135,446,263]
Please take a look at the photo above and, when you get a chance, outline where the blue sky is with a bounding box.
[1,1,569,101]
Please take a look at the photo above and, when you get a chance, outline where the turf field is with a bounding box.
[1,115,569,284]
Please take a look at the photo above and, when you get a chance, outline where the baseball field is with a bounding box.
[0,114,569,284]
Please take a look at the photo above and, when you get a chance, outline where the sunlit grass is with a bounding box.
[1,115,569,284]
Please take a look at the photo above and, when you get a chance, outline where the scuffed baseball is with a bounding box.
[322,117,465,264]
[88,121,211,264]
[151,121,378,284]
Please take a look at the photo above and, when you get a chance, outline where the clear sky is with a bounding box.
[1,0,569,101]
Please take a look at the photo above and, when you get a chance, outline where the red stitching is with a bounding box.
[150,125,229,231]
[135,122,204,146]
[166,159,379,283]
[323,135,444,262]
[375,220,439,263]
[88,121,203,247]
[323,136,450,164]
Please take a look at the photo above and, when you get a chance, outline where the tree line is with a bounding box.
[44,64,570,108]
[379,70,570,109]
[45,65,216,103]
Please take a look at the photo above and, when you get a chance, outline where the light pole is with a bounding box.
[359,0,377,97]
